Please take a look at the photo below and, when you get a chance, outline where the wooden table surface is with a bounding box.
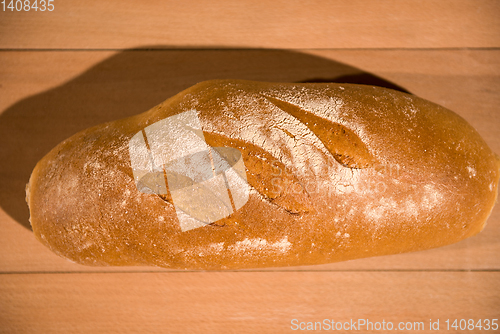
[0,1,499,333]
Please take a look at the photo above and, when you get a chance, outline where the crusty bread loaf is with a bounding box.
[26,80,499,269]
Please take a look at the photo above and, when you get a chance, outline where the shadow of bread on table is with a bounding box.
[0,47,409,231]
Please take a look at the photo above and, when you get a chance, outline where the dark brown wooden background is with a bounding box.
[0,1,499,333]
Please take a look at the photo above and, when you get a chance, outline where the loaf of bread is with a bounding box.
[26,80,499,269]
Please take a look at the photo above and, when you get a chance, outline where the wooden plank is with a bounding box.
[0,0,499,50]
[0,271,498,333]
[0,49,499,273]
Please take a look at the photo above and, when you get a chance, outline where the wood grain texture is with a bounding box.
[0,0,499,49]
[1,272,499,333]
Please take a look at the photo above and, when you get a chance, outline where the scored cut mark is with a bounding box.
[262,94,376,169]
[129,110,249,232]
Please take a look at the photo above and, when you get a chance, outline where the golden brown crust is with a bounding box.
[26,80,500,269]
